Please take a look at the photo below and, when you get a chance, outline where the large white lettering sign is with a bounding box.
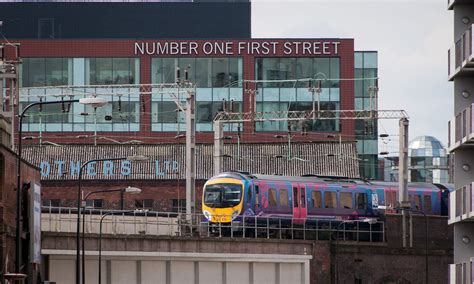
[134,40,341,56]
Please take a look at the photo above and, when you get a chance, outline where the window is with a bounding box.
[269,188,277,206]
[293,188,298,207]
[135,199,154,209]
[423,196,432,213]
[246,186,252,203]
[88,58,138,85]
[255,57,340,132]
[21,58,71,87]
[356,193,368,210]
[43,199,60,207]
[324,192,337,208]
[151,57,243,132]
[300,188,306,207]
[279,189,288,207]
[413,195,422,210]
[85,199,103,209]
[171,199,186,212]
[385,190,396,208]
[340,192,352,209]
[311,191,322,208]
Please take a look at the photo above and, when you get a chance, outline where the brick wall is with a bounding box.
[42,179,205,212]
[0,144,41,276]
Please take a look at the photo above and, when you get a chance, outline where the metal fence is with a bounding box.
[41,207,385,242]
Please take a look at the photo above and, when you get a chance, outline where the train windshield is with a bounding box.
[204,183,242,208]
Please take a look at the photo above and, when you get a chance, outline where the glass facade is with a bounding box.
[255,57,340,132]
[21,58,72,87]
[354,51,378,180]
[151,57,243,131]
[20,58,140,132]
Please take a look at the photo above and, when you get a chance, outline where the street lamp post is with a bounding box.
[379,205,428,284]
[76,156,147,284]
[98,209,142,284]
[15,99,79,277]
[81,186,141,284]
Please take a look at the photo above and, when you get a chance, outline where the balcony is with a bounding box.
[448,103,473,151]
[448,24,474,80]
[450,262,472,283]
[448,0,473,10]
[448,183,474,225]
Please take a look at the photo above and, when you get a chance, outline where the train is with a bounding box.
[201,171,452,224]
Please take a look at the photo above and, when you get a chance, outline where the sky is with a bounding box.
[252,0,453,153]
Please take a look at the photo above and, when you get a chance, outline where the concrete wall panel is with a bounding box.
[226,262,250,284]
[49,258,75,284]
[280,263,302,284]
[111,260,137,284]
[199,261,223,284]
[170,261,195,284]
[141,260,167,284]
[253,263,276,284]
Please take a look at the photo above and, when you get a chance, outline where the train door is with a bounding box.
[254,181,262,214]
[292,183,307,224]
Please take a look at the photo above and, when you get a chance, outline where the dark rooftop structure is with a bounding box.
[0,1,251,39]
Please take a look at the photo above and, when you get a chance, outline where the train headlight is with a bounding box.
[231,210,239,220]
[203,210,211,221]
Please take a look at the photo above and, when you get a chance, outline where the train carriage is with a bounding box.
[202,172,450,227]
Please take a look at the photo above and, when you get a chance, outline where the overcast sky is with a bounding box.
[252,0,452,153]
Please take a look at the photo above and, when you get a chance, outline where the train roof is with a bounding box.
[218,172,370,185]
[216,172,445,189]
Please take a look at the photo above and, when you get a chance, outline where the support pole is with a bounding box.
[186,90,196,220]
[398,117,409,247]
[213,121,223,175]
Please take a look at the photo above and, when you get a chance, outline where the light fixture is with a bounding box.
[462,16,471,25]
[462,164,471,172]
[79,96,108,108]
[462,90,470,98]
[462,236,470,244]
[124,186,142,194]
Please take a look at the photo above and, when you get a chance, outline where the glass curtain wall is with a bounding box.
[151,57,243,132]
[354,51,378,179]
[255,57,340,132]
[20,57,140,132]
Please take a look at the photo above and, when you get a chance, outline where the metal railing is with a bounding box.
[41,207,385,242]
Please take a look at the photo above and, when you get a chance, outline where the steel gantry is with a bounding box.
[213,109,411,247]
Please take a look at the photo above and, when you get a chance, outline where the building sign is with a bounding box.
[39,159,179,178]
[29,183,41,264]
[134,40,341,56]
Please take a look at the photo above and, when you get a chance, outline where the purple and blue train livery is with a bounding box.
[202,172,451,224]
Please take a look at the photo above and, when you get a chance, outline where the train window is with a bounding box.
[312,191,322,208]
[324,192,337,208]
[340,192,353,209]
[255,185,260,205]
[300,188,306,207]
[293,187,298,207]
[414,195,422,210]
[269,188,277,206]
[246,185,252,203]
[280,189,289,207]
[423,195,432,213]
[356,193,368,210]
[385,191,396,208]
